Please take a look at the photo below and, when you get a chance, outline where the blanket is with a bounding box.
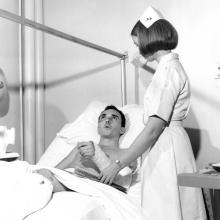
[42,166,147,220]
[0,161,53,220]
[0,161,148,220]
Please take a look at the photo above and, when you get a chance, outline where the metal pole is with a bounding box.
[0,8,125,59]
[18,0,24,160]
[120,55,128,106]
[35,0,45,162]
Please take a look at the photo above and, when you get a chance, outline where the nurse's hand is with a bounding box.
[131,52,146,68]
[98,162,121,185]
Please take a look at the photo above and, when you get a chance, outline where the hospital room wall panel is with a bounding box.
[43,1,131,149]
[44,61,123,147]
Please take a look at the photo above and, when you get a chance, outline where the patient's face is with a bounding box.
[98,109,124,138]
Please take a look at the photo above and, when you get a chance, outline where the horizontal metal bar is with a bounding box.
[0,8,126,58]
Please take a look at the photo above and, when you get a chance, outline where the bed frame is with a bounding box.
[0,8,128,105]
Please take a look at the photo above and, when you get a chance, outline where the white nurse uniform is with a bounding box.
[141,53,206,220]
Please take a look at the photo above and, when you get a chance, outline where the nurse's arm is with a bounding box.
[119,116,166,169]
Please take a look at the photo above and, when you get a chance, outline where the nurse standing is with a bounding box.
[99,6,206,220]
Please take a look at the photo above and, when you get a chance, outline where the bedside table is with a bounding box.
[0,152,20,162]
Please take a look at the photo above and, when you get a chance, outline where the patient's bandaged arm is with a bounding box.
[92,144,132,176]
[92,144,111,170]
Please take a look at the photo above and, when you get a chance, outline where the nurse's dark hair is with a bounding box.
[99,105,126,128]
[131,19,178,57]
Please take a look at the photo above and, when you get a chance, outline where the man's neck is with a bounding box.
[98,137,120,149]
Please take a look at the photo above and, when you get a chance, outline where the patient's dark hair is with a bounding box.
[100,105,126,128]
[131,19,178,57]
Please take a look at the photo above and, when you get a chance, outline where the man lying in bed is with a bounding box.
[36,105,137,192]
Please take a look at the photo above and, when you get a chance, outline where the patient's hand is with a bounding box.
[77,141,95,159]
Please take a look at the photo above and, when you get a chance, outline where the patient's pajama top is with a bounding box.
[141,53,206,220]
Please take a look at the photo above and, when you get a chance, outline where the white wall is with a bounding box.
[0,1,21,154]
[43,0,136,146]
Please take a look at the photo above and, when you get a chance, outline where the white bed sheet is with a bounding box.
[26,191,109,220]
[37,101,144,199]
[0,160,146,220]
[26,167,147,220]
[0,161,53,220]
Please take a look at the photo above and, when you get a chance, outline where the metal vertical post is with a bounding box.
[120,55,127,106]
[19,0,24,160]
[35,0,45,162]
[22,0,36,164]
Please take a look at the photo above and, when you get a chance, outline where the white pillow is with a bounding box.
[119,104,145,148]
[37,101,145,167]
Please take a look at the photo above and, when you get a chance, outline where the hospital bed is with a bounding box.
[25,100,146,220]
[0,8,148,220]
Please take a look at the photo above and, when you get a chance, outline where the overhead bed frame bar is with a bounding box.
[0,8,127,106]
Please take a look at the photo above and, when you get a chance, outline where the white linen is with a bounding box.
[0,161,53,220]
[29,166,148,220]
[37,101,144,206]
[0,160,147,220]
[26,191,110,220]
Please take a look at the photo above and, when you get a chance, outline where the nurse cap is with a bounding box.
[139,6,164,28]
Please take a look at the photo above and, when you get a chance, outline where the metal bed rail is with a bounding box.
[0,8,127,105]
